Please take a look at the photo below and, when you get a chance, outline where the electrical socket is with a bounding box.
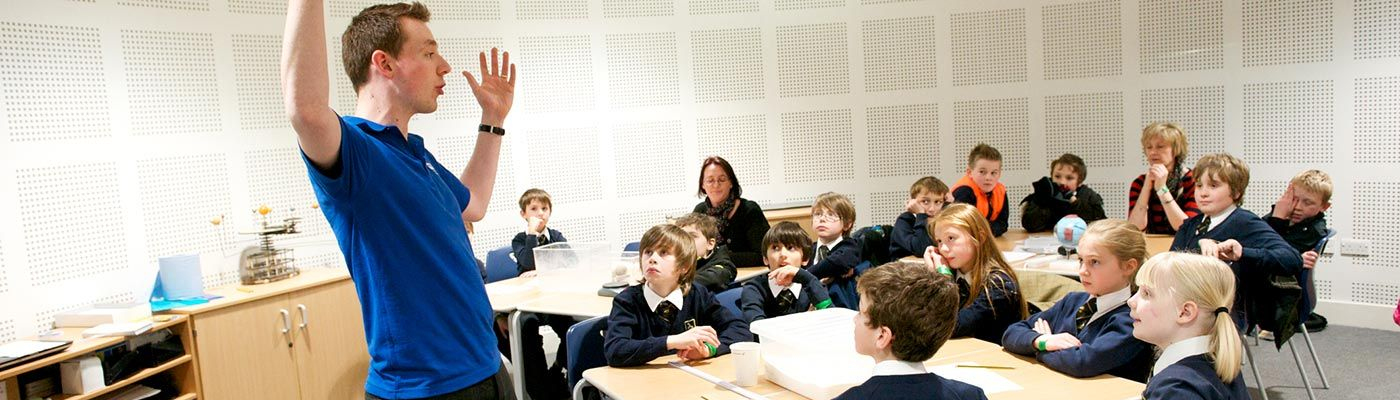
[1336,238,1371,256]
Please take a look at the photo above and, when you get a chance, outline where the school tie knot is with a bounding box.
[776,288,797,310]
[538,234,549,247]
[657,300,678,325]
[1195,216,1212,237]
[817,245,830,262]
[1075,297,1098,331]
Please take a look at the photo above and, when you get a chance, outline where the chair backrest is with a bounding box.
[623,241,640,252]
[484,245,519,283]
[565,316,609,389]
[716,287,743,319]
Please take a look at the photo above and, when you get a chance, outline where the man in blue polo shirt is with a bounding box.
[281,1,518,399]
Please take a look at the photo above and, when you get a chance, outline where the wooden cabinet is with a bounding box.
[173,269,368,400]
[0,316,199,400]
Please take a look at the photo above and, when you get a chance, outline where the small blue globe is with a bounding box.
[1054,215,1088,249]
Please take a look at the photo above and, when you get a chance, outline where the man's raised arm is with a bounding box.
[281,0,342,170]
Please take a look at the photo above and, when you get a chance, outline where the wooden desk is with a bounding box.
[764,205,814,238]
[995,229,1174,256]
[581,338,1143,400]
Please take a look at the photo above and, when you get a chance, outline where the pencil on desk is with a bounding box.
[956,364,1014,370]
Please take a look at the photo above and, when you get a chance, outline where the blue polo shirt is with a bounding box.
[302,116,496,399]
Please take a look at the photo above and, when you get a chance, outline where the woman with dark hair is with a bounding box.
[693,156,770,267]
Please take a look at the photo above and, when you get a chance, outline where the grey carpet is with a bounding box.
[1241,325,1400,400]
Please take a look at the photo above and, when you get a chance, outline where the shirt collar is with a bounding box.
[1207,205,1237,232]
[768,279,803,300]
[872,360,927,376]
[1153,335,1212,376]
[642,283,684,313]
[1090,286,1133,324]
[817,236,843,249]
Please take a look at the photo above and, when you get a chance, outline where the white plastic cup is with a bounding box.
[730,341,761,387]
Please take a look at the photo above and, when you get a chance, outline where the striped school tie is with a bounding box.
[1075,298,1098,331]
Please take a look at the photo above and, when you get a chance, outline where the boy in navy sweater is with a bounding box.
[604,224,752,367]
[951,143,1010,237]
[835,262,987,400]
[1001,219,1152,381]
[889,176,950,260]
[741,222,833,324]
[511,188,567,276]
[807,192,865,310]
[674,213,738,293]
[1170,153,1302,331]
[506,188,572,398]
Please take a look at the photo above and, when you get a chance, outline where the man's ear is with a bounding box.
[371,49,394,78]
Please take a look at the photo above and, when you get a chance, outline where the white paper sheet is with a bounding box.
[928,362,1024,394]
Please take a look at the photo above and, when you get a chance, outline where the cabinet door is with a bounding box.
[291,280,369,400]
[193,295,301,400]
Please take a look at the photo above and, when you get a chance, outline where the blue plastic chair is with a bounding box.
[565,316,609,398]
[623,241,640,252]
[716,287,743,320]
[484,245,519,283]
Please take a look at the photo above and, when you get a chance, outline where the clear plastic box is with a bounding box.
[749,308,870,399]
[533,242,619,293]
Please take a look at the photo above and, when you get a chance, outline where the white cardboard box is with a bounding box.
[54,303,152,328]
[59,356,105,394]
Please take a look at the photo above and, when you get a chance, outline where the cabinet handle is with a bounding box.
[279,309,292,348]
[297,304,309,330]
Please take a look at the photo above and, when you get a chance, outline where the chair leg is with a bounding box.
[1288,339,1318,400]
[1299,324,1330,389]
[1244,342,1270,400]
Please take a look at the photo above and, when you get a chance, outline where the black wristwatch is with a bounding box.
[478,124,506,136]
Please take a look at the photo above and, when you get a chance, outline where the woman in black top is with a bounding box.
[693,156,770,267]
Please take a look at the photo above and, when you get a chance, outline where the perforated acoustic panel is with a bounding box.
[692,28,765,103]
[1140,86,1226,168]
[519,35,595,113]
[516,0,589,20]
[689,0,758,15]
[1355,0,1400,60]
[776,23,850,98]
[0,320,13,344]
[1241,180,1287,218]
[866,104,937,178]
[613,120,686,198]
[433,36,505,122]
[1355,76,1400,164]
[552,216,609,244]
[328,0,388,19]
[1084,179,1128,220]
[1042,0,1122,80]
[604,0,673,18]
[0,22,111,142]
[1138,0,1223,74]
[1353,182,1399,270]
[137,154,234,266]
[1242,80,1334,164]
[617,206,688,246]
[862,16,936,92]
[527,126,604,204]
[0,245,6,295]
[16,163,129,287]
[1353,282,1400,306]
[868,190,909,230]
[233,34,286,131]
[776,0,843,12]
[122,30,220,136]
[1044,92,1124,170]
[244,148,333,241]
[781,109,854,183]
[697,114,770,186]
[228,0,286,16]
[430,1,504,21]
[606,32,680,109]
[951,98,1030,173]
[950,8,1026,86]
[1242,0,1333,67]
[426,133,517,213]
[470,224,519,262]
[1005,183,1031,228]
[1316,279,1333,300]
[118,0,209,12]
[328,39,357,115]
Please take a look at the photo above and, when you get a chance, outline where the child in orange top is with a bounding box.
[951,143,1009,237]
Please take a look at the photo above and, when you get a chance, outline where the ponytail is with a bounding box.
[1209,306,1242,383]
[1137,252,1240,383]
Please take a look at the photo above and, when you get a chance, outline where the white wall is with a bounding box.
[1,0,1397,342]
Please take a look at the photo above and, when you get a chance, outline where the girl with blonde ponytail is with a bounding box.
[1129,252,1248,399]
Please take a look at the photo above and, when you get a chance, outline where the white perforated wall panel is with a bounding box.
[1242,0,1334,67]
[950,8,1026,86]
[606,32,680,109]
[613,120,686,198]
[526,126,604,204]
[0,22,111,142]
[1042,0,1122,80]
[1140,86,1227,168]
[866,104,937,178]
[1044,92,1124,170]
[137,154,234,265]
[951,98,1030,173]
[868,190,909,230]
[518,35,595,113]
[1138,0,1223,74]
[689,0,758,15]
[1242,80,1334,165]
[1354,182,1399,270]
[782,109,854,183]
[1355,0,1400,60]
[862,16,937,92]
[122,30,221,136]
[776,23,850,98]
[617,206,689,246]
[16,163,129,287]
[233,34,286,131]
[692,28,764,103]
[698,114,770,186]
[1355,76,1400,163]
[604,0,673,19]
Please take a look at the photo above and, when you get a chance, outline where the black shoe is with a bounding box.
[1304,312,1328,333]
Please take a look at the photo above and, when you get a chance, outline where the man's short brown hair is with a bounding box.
[518,188,552,211]
[342,2,431,92]
[909,176,949,199]
[1051,153,1088,182]
[1193,153,1251,206]
[857,262,960,362]
[673,213,720,241]
[967,143,1002,168]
